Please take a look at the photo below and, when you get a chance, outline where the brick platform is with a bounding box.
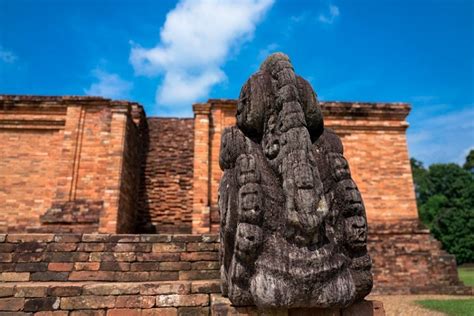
[0,284,384,315]
[0,232,470,314]
[0,233,220,314]
[0,234,219,283]
[369,221,471,295]
[211,295,385,316]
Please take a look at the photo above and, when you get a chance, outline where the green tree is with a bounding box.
[432,207,474,265]
[410,158,430,206]
[411,157,474,264]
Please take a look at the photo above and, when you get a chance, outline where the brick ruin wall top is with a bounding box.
[0,95,417,234]
[0,94,469,300]
[192,99,417,233]
[0,95,146,233]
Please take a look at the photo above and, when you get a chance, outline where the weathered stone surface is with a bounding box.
[219,53,372,308]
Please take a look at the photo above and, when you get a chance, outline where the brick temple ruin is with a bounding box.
[0,95,470,313]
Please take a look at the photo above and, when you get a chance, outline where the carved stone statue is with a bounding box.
[218,53,372,309]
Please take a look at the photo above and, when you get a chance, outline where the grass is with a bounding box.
[416,299,474,316]
[458,266,474,287]
[414,266,474,315]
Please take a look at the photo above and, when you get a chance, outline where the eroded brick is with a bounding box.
[141,282,190,295]
[100,262,130,271]
[14,285,48,297]
[48,263,74,272]
[152,243,186,253]
[186,243,218,252]
[61,296,116,310]
[83,283,140,296]
[69,271,115,281]
[74,262,100,271]
[160,262,192,271]
[179,270,220,281]
[48,286,82,297]
[1,272,30,282]
[191,261,219,270]
[115,295,155,308]
[155,294,209,307]
[24,297,60,312]
[0,297,24,311]
[180,252,218,262]
[191,280,221,294]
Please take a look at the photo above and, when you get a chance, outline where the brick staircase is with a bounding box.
[368,221,472,295]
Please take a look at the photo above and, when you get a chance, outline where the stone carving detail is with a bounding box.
[219,53,372,308]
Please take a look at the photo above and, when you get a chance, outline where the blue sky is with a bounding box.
[0,0,472,166]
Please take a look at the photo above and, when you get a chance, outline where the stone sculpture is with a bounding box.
[218,53,372,308]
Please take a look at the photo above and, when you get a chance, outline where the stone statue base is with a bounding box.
[211,294,385,316]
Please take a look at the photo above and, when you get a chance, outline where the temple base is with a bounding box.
[211,295,385,316]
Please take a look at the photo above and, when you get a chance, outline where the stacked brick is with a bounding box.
[0,234,219,283]
[137,118,195,233]
[39,200,103,233]
[368,220,471,295]
[0,95,146,234]
[190,99,420,233]
[0,233,221,314]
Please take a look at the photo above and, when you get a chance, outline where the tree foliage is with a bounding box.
[410,156,474,264]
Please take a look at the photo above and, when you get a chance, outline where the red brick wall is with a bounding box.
[116,112,145,233]
[191,99,419,233]
[138,118,194,233]
[0,96,145,233]
[323,102,418,222]
[0,232,468,296]
[0,127,63,232]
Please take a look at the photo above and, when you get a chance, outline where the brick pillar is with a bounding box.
[100,107,127,233]
[192,103,211,234]
[53,106,85,201]
[208,101,237,232]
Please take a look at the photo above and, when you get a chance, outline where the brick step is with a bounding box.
[0,279,221,314]
[0,233,221,283]
[372,285,473,296]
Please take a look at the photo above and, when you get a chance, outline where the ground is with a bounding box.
[369,295,473,316]
[368,266,474,316]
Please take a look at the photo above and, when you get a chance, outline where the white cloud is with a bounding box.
[318,4,340,25]
[0,47,17,63]
[84,69,133,100]
[129,0,274,109]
